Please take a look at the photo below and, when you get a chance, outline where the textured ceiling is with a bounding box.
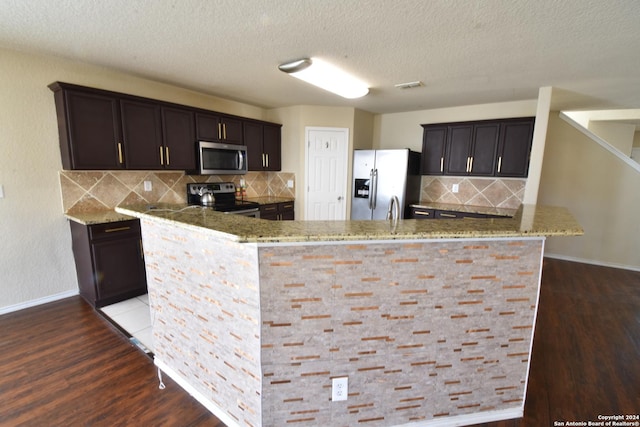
[1,0,639,114]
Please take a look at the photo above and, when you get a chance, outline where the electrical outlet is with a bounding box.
[144,181,152,192]
[332,377,348,401]
[287,179,294,188]
[452,183,459,193]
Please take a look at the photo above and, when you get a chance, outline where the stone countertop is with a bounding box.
[410,202,517,217]
[65,210,135,225]
[115,203,583,244]
[63,195,295,225]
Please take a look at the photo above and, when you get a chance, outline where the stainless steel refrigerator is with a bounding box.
[351,149,421,220]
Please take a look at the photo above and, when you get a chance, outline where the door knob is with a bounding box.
[338,196,343,201]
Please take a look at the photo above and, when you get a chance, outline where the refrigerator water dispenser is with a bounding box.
[354,179,370,198]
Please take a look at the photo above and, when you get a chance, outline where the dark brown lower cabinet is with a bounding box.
[408,206,511,220]
[70,219,147,307]
[259,202,294,221]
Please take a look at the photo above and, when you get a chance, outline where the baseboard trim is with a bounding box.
[0,289,79,315]
[398,407,522,426]
[155,358,243,427]
[545,253,640,272]
[155,358,521,427]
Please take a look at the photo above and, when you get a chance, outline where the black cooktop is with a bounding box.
[186,182,259,212]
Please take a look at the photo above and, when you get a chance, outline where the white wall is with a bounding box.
[0,47,268,312]
[539,113,640,270]
[588,121,636,156]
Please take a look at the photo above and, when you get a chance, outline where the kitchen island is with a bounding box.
[116,204,582,427]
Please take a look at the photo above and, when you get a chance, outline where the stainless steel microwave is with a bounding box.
[197,141,247,175]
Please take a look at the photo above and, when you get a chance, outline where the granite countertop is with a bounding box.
[65,210,136,225]
[115,203,583,244]
[63,196,295,225]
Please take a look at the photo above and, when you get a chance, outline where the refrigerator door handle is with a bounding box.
[371,169,378,210]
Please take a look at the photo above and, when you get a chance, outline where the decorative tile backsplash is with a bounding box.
[59,171,295,213]
[420,176,525,210]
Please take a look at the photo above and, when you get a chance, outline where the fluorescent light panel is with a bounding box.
[279,58,369,99]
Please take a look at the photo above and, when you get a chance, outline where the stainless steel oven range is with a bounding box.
[186,182,260,218]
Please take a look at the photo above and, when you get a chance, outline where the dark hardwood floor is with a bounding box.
[1,258,638,426]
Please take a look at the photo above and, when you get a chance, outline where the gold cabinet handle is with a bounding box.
[466,157,470,173]
[159,146,164,165]
[497,156,502,173]
[117,143,124,164]
[469,156,473,172]
[223,123,227,140]
[218,123,222,140]
[262,153,266,168]
[415,211,432,216]
[440,213,457,218]
[165,146,170,166]
[265,153,269,168]
[440,157,444,172]
[105,226,131,233]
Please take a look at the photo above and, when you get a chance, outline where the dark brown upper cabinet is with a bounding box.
[496,119,535,177]
[50,82,196,170]
[161,107,196,170]
[51,86,124,170]
[196,113,243,145]
[421,117,534,177]
[420,125,447,174]
[120,99,163,170]
[244,121,282,171]
[50,82,280,172]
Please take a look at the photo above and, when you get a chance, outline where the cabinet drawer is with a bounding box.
[434,210,464,219]
[259,202,295,221]
[88,220,141,240]
[410,207,435,219]
[280,202,294,212]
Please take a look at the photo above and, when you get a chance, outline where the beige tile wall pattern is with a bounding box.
[137,211,543,427]
[420,177,525,209]
[59,171,295,213]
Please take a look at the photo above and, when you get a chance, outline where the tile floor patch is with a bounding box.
[101,295,154,353]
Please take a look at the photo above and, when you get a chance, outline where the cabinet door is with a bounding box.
[445,125,473,175]
[259,203,279,220]
[92,235,147,305]
[221,117,243,144]
[196,113,220,141]
[470,123,499,176]
[120,99,163,169]
[244,121,265,171]
[263,124,282,171]
[196,113,243,144]
[420,125,447,174]
[497,119,534,177]
[63,90,122,169]
[279,201,294,220]
[162,107,196,170]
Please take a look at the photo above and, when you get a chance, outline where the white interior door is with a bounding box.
[305,127,349,220]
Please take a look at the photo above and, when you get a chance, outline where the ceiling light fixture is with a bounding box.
[278,58,369,99]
